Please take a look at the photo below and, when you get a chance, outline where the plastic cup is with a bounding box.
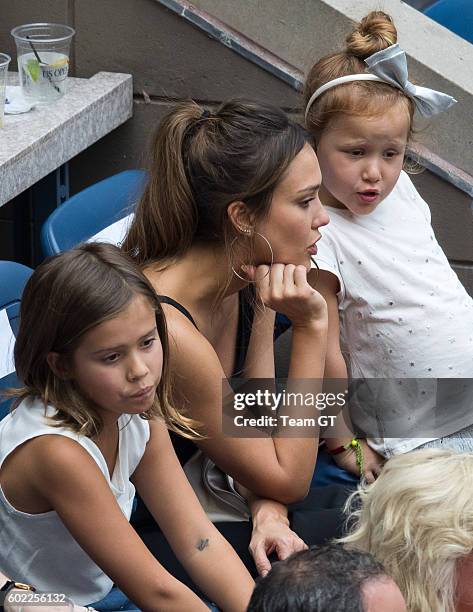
[0,53,11,127]
[11,23,75,105]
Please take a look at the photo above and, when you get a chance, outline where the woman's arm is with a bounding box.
[132,419,254,612]
[243,301,275,379]
[240,300,307,575]
[166,264,327,504]
[28,435,210,611]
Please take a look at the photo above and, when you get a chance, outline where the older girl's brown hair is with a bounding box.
[304,11,415,140]
[122,99,310,269]
[12,242,200,439]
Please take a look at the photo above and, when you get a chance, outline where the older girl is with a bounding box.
[0,243,253,611]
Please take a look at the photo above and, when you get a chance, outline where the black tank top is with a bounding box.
[159,288,255,465]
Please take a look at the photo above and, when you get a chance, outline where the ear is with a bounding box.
[47,352,72,380]
[227,201,255,234]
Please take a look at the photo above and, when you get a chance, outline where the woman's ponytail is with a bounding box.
[123,101,203,266]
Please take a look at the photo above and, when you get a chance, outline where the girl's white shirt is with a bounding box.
[315,171,473,457]
[0,397,150,605]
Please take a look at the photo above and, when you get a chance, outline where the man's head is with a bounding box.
[247,543,406,612]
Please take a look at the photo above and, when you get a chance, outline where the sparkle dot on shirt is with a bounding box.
[425,258,429,263]
[358,260,362,265]
[389,301,394,306]
[410,362,415,366]
[389,349,393,354]
[340,260,344,265]
[421,390,426,395]
[408,329,413,334]
[449,337,456,343]
[449,365,453,370]
[398,317,403,322]
[427,367,432,372]
[376,333,380,338]
[429,291,435,296]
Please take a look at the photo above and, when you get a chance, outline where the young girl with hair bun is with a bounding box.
[123,99,350,577]
[305,11,473,483]
[0,243,254,611]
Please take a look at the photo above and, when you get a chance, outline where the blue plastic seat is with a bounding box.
[0,261,33,420]
[424,0,473,44]
[40,170,148,256]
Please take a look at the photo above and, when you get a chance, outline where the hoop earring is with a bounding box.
[231,231,274,283]
[310,256,320,288]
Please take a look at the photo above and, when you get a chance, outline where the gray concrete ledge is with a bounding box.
[0,72,133,206]
[410,143,473,199]
[154,0,303,92]
[190,0,473,178]
[159,0,473,198]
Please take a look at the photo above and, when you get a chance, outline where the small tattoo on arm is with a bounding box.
[196,538,209,551]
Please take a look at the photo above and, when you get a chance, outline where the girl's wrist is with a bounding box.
[291,318,328,334]
[329,437,365,475]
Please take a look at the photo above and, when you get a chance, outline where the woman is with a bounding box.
[123,99,349,578]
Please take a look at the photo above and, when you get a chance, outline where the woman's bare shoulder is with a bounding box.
[163,305,224,382]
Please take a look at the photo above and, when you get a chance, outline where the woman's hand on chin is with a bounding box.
[244,263,327,329]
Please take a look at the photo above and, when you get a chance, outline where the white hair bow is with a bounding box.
[305,43,457,120]
[364,43,457,117]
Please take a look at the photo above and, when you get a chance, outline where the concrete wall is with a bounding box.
[0,0,471,294]
[0,0,297,263]
[69,0,299,191]
[0,0,298,193]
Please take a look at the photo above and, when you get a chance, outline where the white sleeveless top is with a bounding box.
[314,171,473,457]
[0,397,150,605]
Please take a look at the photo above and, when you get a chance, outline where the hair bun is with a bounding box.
[345,11,397,59]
